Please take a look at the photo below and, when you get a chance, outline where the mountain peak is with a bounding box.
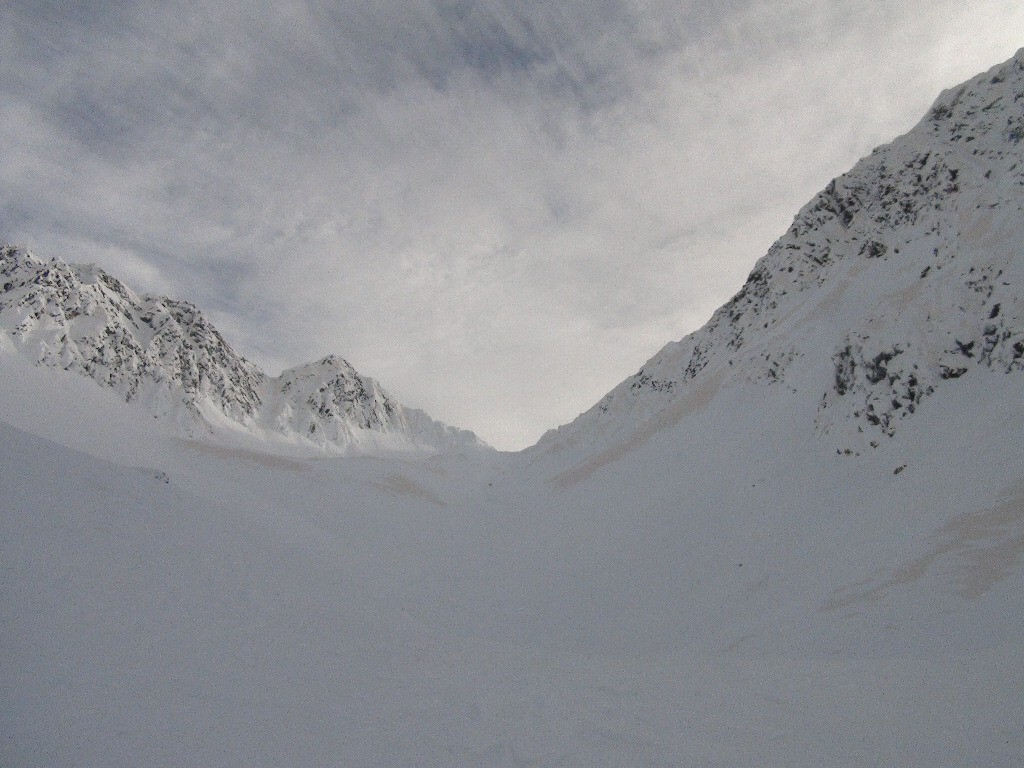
[536,47,1024,464]
[317,353,348,368]
[0,245,488,455]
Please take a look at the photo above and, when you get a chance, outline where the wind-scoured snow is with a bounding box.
[2,49,1024,768]
[0,246,487,454]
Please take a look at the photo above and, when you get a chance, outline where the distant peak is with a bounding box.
[318,353,349,368]
[0,243,487,455]
[279,354,358,380]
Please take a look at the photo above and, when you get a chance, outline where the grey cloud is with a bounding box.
[2,0,1022,448]
[5,0,686,138]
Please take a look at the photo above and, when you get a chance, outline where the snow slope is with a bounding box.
[0,246,487,454]
[2,49,1024,768]
[1,349,1021,768]
[537,48,1024,463]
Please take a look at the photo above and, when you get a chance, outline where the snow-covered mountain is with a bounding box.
[3,51,1024,768]
[0,245,487,454]
[537,48,1024,463]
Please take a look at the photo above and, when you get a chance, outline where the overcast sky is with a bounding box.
[1,1,1021,449]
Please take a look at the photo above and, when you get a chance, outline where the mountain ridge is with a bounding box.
[0,245,488,454]
[534,46,1024,465]
[3,50,1023,462]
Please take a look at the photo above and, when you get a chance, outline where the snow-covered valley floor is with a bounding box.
[2,347,1021,767]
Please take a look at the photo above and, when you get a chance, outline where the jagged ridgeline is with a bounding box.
[0,246,486,453]
[4,50,1024,459]
[539,48,1024,457]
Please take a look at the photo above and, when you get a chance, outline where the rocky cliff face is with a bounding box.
[0,247,265,424]
[0,246,486,453]
[538,48,1024,457]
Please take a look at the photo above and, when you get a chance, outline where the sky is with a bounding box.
[1,1,1021,450]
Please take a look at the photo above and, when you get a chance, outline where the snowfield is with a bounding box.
[2,49,1024,768]
[1,328,1022,767]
